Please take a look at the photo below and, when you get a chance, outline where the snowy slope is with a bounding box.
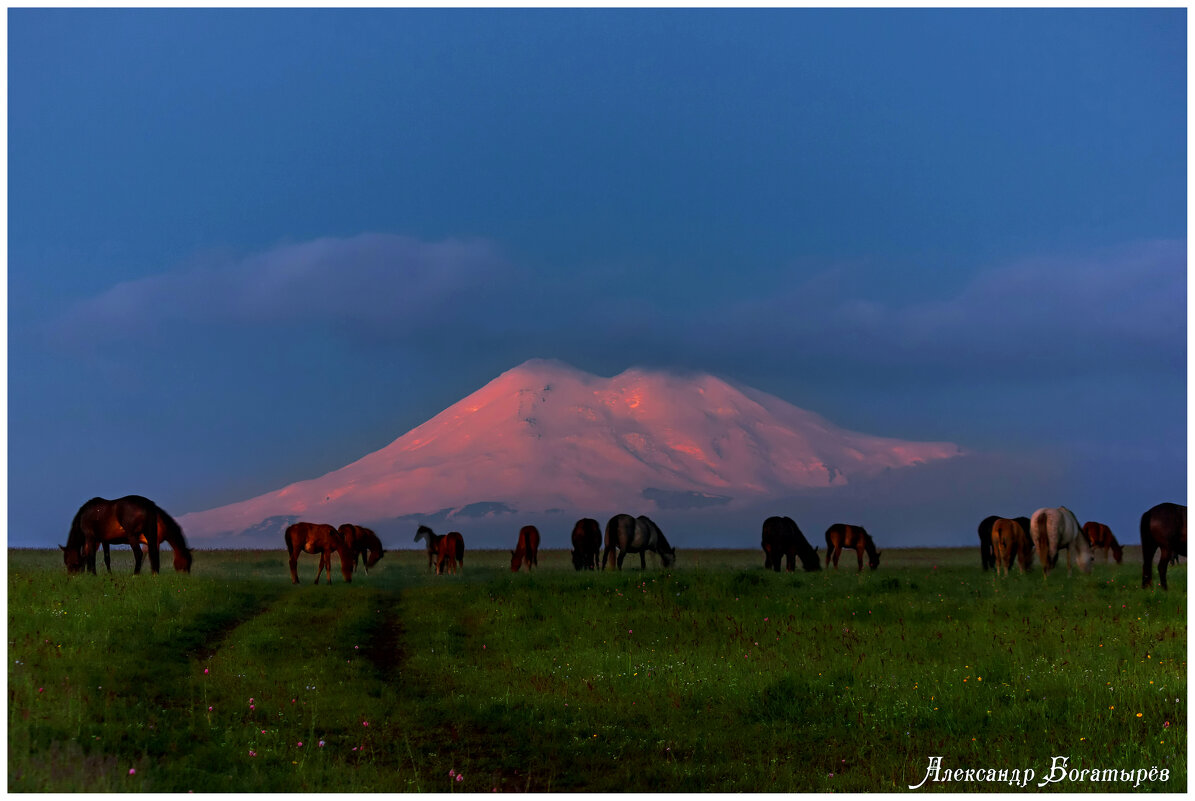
[179,359,962,539]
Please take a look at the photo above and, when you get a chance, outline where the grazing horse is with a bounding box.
[285,523,353,584]
[761,516,821,572]
[510,525,541,572]
[570,518,602,571]
[1081,521,1122,564]
[436,531,465,575]
[602,514,676,570]
[1029,507,1093,577]
[414,525,445,571]
[824,524,881,571]
[61,495,183,575]
[977,515,1032,571]
[989,518,1031,577]
[338,524,385,573]
[1141,502,1187,590]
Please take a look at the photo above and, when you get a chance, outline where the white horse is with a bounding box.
[1030,506,1094,577]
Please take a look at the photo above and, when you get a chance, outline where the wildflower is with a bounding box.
[208,706,213,712]
[449,770,456,778]
[203,668,209,675]
[129,769,136,776]
[363,721,370,727]
[37,688,43,694]
[1164,721,1171,728]
[297,741,304,747]
[456,775,463,783]
[319,740,326,747]
[249,751,257,757]
[1136,713,1143,718]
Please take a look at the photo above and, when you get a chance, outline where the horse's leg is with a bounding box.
[1158,547,1170,591]
[617,549,626,570]
[1142,537,1156,588]
[313,552,325,584]
[102,542,112,573]
[856,545,864,573]
[831,547,840,569]
[84,540,98,575]
[640,551,647,570]
[144,508,162,575]
[786,551,796,572]
[130,540,143,575]
[289,548,300,584]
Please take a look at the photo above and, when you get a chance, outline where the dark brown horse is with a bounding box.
[761,516,820,572]
[61,496,187,575]
[824,524,881,571]
[602,514,675,570]
[1081,521,1122,564]
[285,523,353,584]
[436,531,465,575]
[338,524,385,573]
[1141,502,1186,590]
[570,518,602,571]
[977,515,1032,571]
[414,525,444,571]
[990,518,1032,576]
[97,524,194,574]
[510,525,541,572]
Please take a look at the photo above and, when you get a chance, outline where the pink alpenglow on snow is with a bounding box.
[179,360,962,539]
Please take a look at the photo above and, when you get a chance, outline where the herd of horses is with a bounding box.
[58,496,1186,589]
[973,502,1187,589]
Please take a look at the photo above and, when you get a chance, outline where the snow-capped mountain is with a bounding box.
[179,359,962,542]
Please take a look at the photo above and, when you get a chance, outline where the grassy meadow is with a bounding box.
[7,546,1186,792]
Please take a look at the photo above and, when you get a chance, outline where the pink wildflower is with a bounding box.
[456,775,463,782]
[129,769,136,776]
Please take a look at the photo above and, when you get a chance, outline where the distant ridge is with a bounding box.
[179,359,962,542]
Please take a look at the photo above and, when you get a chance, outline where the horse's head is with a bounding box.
[570,549,584,571]
[800,547,823,572]
[365,549,384,569]
[660,547,676,569]
[174,548,193,573]
[60,544,83,574]
[510,550,522,572]
[869,550,882,570]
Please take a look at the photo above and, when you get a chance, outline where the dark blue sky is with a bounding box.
[9,9,1186,547]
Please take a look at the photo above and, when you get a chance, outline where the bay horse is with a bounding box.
[436,531,465,575]
[338,524,385,573]
[414,525,444,571]
[1141,502,1186,590]
[1081,521,1122,564]
[510,525,541,572]
[824,524,881,571]
[285,523,353,584]
[602,514,676,570]
[570,518,602,571]
[977,515,1032,571]
[61,495,185,575]
[761,516,820,572]
[989,518,1032,577]
[97,523,194,574]
[1029,506,1093,577]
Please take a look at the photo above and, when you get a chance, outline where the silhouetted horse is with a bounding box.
[602,514,675,570]
[285,523,353,584]
[990,518,1031,577]
[338,524,385,573]
[1141,502,1186,590]
[436,531,465,575]
[61,495,187,575]
[761,516,820,572]
[824,524,881,571]
[1029,506,1093,577]
[510,525,541,572]
[977,515,1032,571]
[570,518,602,571]
[1081,521,1122,564]
[414,525,444,571]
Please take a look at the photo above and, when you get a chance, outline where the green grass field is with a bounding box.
[7,547,1186,792]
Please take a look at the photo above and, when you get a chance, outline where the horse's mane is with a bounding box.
[862,530,878,555]
[64,498,105,549]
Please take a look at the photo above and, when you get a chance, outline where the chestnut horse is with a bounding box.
[824,524,881,571]
[570,518,602,571]
[436,531,465,575]
[761,516,820,572]
[1081,521,1122,564]
[61,495,187,575]
[414,525,444,571]
[602,514,675,570]
[1029,506,1093,577]
[1141,502,1186,590]
[978,515,1032,571]
[338,524,385,573]
[510,525,541,572]
[285,523,353,584]
[97,523,194,574]
[990,517,1031,577]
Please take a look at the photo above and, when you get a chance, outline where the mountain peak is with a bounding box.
[179,360,963,541]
